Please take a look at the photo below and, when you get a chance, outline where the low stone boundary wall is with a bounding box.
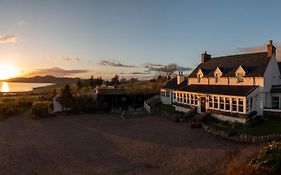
[202,124,230,138]
[202,123,281,143]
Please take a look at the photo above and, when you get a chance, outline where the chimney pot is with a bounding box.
[267,40,276,58]
[201,51,211,63]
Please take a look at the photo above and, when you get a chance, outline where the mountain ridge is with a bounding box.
[5,75,80,83]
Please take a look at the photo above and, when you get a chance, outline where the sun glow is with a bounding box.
[0,65,20,80]
[1,82,9,92]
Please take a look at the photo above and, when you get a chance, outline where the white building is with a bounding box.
[161,40,281,123]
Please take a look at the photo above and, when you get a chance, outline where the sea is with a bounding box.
[0,82,53,93]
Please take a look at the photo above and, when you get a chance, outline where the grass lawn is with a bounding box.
[239,119,281,136]
[157,103,176,113]
[202,116,281,136]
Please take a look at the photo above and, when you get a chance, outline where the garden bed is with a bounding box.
[201,116,281,142]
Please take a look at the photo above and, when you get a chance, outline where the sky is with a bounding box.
[0,0,281,79]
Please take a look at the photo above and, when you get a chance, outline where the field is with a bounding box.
[0,110,263,175]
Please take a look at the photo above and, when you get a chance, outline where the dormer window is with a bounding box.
[214,67,222,83]
[197,74,201,83]
[235,65,245,83]
[236,73,244,83]
[215,73,219,83]
[197,69,204,83]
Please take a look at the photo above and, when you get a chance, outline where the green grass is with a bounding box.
[157,103,175,113]
[239,119,281,136]
[202,116,281,136]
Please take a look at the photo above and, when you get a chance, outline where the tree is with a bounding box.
[60,84,74,111]
[160,64,178,78]
[89,75,94,87]
[120,77,127,84]
[111,75,120,86]
[77,78,83,90]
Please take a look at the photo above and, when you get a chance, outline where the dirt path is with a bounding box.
[0,111,262,175]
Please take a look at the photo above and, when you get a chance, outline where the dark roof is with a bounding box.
[277,62,281,75]
[189,52,270,78]
[178,85,258,96]
[162,78,177,89]
[162,78,187,89]
[270,85,281,93]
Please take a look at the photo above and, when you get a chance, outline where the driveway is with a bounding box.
[0,111,261,175]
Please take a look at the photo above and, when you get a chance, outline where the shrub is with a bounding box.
[249,141,281,174]
[73,95,95,113]
[32,102,50,118]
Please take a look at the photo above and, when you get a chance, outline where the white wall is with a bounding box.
[160,89,172,105]
[188,77,264,86]
[263,55,281,92]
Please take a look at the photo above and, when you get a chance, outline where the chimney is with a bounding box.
[201,51,211,63]
[177,71,184,84]
[267,40,276,58]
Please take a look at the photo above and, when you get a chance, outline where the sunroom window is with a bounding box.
[232,98,237,112]
[209,96,213,108]
[272,96,280,109]
[238,98,244,112]
[225,97,230,110]
[219,97,224,110]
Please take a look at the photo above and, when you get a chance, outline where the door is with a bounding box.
[200,97,206,112]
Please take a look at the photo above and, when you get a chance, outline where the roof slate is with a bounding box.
[188,52,270,78]
[162,78,187,89]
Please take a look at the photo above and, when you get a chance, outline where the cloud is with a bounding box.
[60,56,81,62]
[0,35,17,43]
[130,72,151,75]
[98,59,135,67]
[17,20,25,26]
[237,42,281,60]
[142,63,163,68]
[25,67,89,77]
[176,66,193,71]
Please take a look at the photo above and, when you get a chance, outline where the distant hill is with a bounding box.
[6,75,80,83]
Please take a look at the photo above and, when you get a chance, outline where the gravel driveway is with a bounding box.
[0,111,261,175]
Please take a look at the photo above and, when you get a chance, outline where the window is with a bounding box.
[197,74,202,83]
[191,94,194,104]
[183,93,187,103]
[225,97,230,110]
[179,93,183,102]
[272,96,280,109]
[232,98,237,112]
[194,95,198,105]
[214,96,218,109]
[173,92,176,100]
[176,93,180,102]
[166,91,170,97]
[187,94,190,104]
[219,97,224,110]
[246,98,251,112]
[238,98,244,112]
[209,96,213,108]
[215,74,219,83]
[161,91,165,97]
[236,73,244,83]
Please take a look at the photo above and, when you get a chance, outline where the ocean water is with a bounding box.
[0,82,53,92]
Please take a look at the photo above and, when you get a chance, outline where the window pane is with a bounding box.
[232,98,237,112]
[225,97,230,110]
[209,96,213,108]
[238,98,244,112]
[214,96,218,109]
[220,97,224,110]
[272,97,279,109]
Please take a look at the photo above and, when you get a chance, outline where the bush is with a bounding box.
[73,95,95,113]
[32,102,50,118]
[250,141,281,174]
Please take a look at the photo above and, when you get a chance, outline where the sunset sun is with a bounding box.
[0,65,20,80]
